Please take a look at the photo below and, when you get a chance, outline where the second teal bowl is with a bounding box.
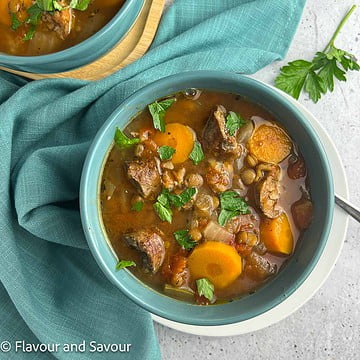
[80,71,334,326]
[0,0,144,74]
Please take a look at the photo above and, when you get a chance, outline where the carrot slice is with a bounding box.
[152,123,195,164]
[0,2,11,26]
[248,125,292,164]
[260,213,294,255]
[188,241,242,289]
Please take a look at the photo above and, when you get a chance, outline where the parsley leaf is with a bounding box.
[174,229,197,250]
[275,60,313,100]
[157,145,176,161]
[131,201,144,212]
[114,127,140,149]
[275,5,359,103]
[189,141,205,165]
[168,187,196,208]
[225,111,246,136]
[148,98,175,132]
[115,260,136,270]
[153,189,173,223]
[218,191,249,226]
[153,188,196,222]
[23,25,37,41]
[69,0,92,10]
[36,0,54,11]
[11,14,22,31]
[196,278,214,301]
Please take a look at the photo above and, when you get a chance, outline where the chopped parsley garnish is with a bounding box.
[275,5,359,102]
[173,229,197,250]
[225,111,246,136]
[196,278,214,301]
[218,191,250,226]
[10,0,92,41]
[157,145,176,161]
[148,98,175,132]
[114,127,140,149]
[10,14,22,31]
[153,188,196,223]
[189,141,205,165]
[131,201,144,212]
[153,190,173,223]
[168,188,196,208]
[115,260,136,270]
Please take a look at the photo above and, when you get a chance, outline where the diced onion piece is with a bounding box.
[203,221,235,245]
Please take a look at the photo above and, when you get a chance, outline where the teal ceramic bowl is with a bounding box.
[80,71,334,326]
[0,0,144,74]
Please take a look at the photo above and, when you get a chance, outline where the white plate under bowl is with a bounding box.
[151,85,349,336]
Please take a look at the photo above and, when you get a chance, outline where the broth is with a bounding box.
[0,0,125,56]
[100,90,313,304]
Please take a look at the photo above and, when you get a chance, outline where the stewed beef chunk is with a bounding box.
[205,159,234,193]
[255,163,281,219]
[126,158,161,199]
[202,105,241,158]
[123,229,165,273]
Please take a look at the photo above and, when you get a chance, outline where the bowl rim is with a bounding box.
[80,71,334,326]
[0,0,142,64]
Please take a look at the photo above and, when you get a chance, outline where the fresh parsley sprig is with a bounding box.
[114,127,140,149]
[157,145,176,161]
[218,191,250,226]
[153,188,196,223]
[10,0,91,41]
[225,111,246,136]
[196,278,214,302]
[275,5,359,103]
[189,140,205,165]
[173,229,197,250]
[115,260,136,271]
[148,98,175,132]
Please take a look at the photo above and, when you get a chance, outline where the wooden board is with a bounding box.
[0,0,165,81]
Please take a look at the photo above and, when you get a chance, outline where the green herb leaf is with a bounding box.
[157,145,176,161]
[218,209,240,227]
[218,191,249,226]
[303,70,325,103]
[20,4,43,41]
[174,229,197,250]
[53,1,66,10]
[116,260,136,270]
[26,5,43,25]
[275,60,313,100]
[153,189,173,223]
[275,5,359,103]
[317,55,346,92]
[23,25,37,41]
[196,278,214,301]
[131,201,144,212]
[148,98,175,132]
[69,0,91,10]
[189,141,205,165]
[168,187,196,208]
[11,13,22,31]
[153,202,172,223]
[153,187,196,222]
[36,0,54,11]
[114,127,140,149]
[225,111,246,136]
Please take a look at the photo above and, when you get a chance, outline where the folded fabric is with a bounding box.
[0,0,306,359]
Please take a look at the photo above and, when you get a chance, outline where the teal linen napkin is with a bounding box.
[0,0,306,358]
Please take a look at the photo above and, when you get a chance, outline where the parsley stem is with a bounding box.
[323,5,357,52]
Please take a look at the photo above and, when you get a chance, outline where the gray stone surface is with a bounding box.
[155,0,360,359]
